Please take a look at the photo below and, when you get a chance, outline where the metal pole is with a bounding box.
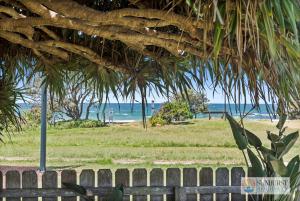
[39,83,47,172]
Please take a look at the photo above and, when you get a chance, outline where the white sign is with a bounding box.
[241,177,290,195]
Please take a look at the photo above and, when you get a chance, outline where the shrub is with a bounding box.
[227,113,300,200]
[149,116,167,127]
[78,120,105,128]
[150,101,193,126]
[24,107,41,125]
[55,120,105,129]
[23,106,53,128]
[173,90,209,117]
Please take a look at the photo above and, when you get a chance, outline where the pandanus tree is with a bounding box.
[0,0,299,134]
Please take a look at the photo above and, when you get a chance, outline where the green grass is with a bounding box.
[0,119,299,170]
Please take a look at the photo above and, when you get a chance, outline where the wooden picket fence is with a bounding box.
[0,167,247,201]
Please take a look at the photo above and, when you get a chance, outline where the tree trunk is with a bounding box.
[85,93,95,120]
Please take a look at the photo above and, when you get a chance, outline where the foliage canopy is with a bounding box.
[172,89,209,117]
[0,0,300,133]
[150,101,193,126]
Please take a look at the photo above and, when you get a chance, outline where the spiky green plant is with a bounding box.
[0,71,23,141]
[226,113,300,200]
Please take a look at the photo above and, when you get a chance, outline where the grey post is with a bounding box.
[40,83,47,172]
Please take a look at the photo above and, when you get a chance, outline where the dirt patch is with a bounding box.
[0,156,35,161]
[0,165,37,174]
[263,120,300,129]
[112,159,240,165]
[153,159,239,165]
[113,159,145,164]
[284,120,300,129]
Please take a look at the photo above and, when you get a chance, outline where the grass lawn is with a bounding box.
[0,119,299,170]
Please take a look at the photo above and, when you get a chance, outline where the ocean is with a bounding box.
[19,103,277,121]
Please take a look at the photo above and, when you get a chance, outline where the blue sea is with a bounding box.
[19,103,277,121]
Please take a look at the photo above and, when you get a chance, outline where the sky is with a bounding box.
[106,85,250,104]
[19,68,260,105]
[20,76,254,104]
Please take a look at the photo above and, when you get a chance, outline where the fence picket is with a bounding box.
[133,169,147,201]
[115,169,130,201]
[200,168,213,201]
[22,171,38,201]
[216,168,229,201]
[98,169,112,201]
[43,171,58,201]
[0,167,253,200]
[166,168,181,201]
[231,167,245,201]
[183,168,197,201]
[6,171,20,201]
[61,170,77,201]
[0,171,2,201]
[80,169,95,201]
[248,169,261,201]
[150,168,163,201]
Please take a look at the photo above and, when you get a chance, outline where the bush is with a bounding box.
[172,90,209,118]
[149,116,167,127]
[24,107,41,125]
[150,101,193,126]
[23,106,53,128]
[55,120,105,129]
[79,120,105,128]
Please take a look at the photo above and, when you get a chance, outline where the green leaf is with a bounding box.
[247,148,266,177]
[278,131,299,158]
[213,23,223,57]
[270,159,287,176]
[212,3,225,57]
[62,182,87,195]
[276,114,287,130]
[108,185,124,201]
[273,0,285,34]
[226,113,248,150]
[282,0,298,41]
[286,155,300,177]
[274,141,286,155]
[245,129,262,148]
[260,3,277,57]
[259,146,276,161]
[267,131,280,142]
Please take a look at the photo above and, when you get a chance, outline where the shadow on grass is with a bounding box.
[47,165,82,170]
[170,121,195,125]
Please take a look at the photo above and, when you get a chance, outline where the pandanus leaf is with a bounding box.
[278,131,299,158]
[282,0,298,41]
[226,113,248,150]
[260,3,276,57]
[273,0,285,34]
[213,23,223,58]
[212,4,225,58]
[247,148,266,177]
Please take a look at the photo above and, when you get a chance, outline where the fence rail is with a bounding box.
[0,167,246,201]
